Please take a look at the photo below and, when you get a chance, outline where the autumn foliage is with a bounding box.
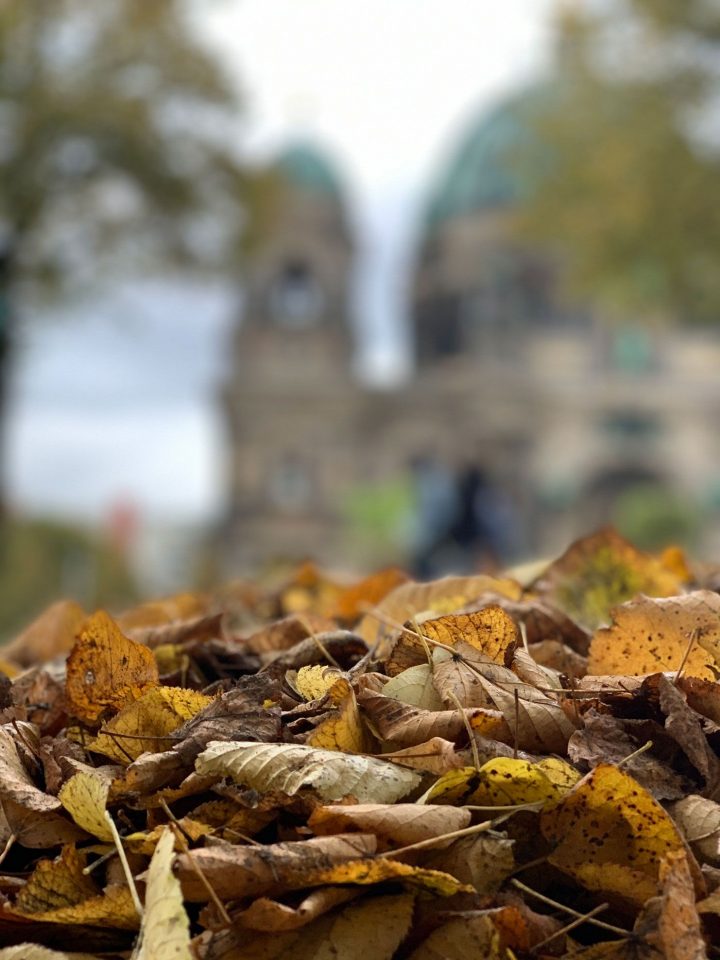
[1,528,720,958]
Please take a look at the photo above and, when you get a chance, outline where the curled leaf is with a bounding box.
[136,827,192,960]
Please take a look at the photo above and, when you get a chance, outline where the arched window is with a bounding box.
[268,260,325,328]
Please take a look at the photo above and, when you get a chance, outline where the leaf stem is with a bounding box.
[103,810,144,919]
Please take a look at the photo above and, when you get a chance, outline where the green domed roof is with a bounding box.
[425,89,546,228]
[276,143,343,198]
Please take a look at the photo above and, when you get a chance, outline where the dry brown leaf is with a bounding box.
[670,795,720,866]
[65,611,159,723]
[431,643,578,754]
[357,685,506,747]
[535,527,685,631]
[424,834,515,894]
[308,803,471,847]
[0,600,86,668]
[176,833,377,901]
[384,606,519,677]
[233,887,360,932]
[378,738,469,775]
[203,892,415,960]
[0,724,62,814]
[589,592,720,679]
[406,912,505,960]
[241,613,338,657]
[634,849,708,960]
[195,740,422,803]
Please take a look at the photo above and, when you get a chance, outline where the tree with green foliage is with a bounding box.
[0,0,271,511]
[516,0,720,323]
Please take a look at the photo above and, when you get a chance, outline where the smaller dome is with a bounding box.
[276,143,343,199]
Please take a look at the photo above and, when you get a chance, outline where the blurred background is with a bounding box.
[2,0,720,637]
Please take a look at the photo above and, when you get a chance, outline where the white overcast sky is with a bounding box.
[8,0,560,524]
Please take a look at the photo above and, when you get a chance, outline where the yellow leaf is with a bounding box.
[294,664,344,701]
[308,858,474,896]
[90,686,212,764]
[541,764,691,906]
[306,678,373,754]
[154,643,189,676]
[58,770,114,841]
[465,758,578,806]
[137,827,192,960]
[421,758,579,807]
[385,607,519,677]
[126,818,213,856]
[65,611,159,723]
[588,591,720,679]
[331,567,409,622]
[419,767,480,806]
[12,844,139,929]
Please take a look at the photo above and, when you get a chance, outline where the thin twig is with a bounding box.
[104,810,143,919]
[161,800,232,927]
[513,689,520,760]
[0,833,15,867]
[531,902,610,953]
[674,629,699,684]
[297,614,341,669]
[616,739,653,769]
[446,690,481,772]
[384,815,510,858]
[510,878,631,936]
[82,846,116,875]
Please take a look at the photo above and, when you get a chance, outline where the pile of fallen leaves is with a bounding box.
[1,528,720,959]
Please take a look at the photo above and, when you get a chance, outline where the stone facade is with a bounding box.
[223,110,720,572]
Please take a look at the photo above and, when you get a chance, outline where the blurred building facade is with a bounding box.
[223,96,720,571]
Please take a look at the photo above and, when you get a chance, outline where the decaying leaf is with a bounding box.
[175,833,378,901]
[420,756,578,807]
[136,827,192,960]
[541,763,695,906]
[11,844,139,929]
[195,741,422,803]
[65,611,159,723]
[589,592,720,679]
